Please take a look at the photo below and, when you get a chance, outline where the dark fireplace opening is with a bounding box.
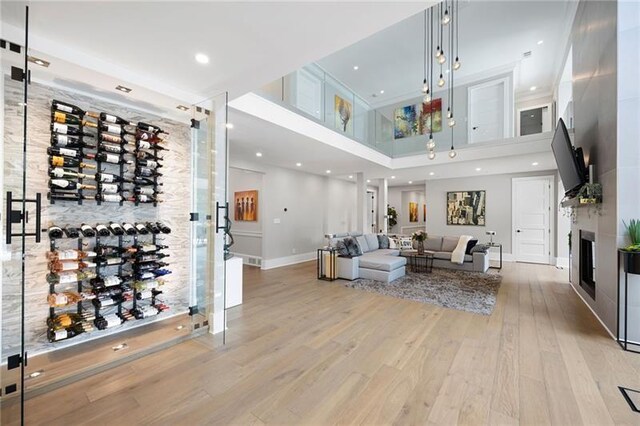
[580,230,596,299]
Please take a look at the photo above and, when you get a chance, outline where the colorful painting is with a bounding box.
[334,95,352,133]
[394,98,442,139]
[447,191,486,226]
[409,202,418,223]
[234,190,258,222]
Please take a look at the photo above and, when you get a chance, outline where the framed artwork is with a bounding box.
[394,98,442,139]
[234,190,258,222]
[409,202,418,223]
[446,191,486,226]
[334,95,352,133]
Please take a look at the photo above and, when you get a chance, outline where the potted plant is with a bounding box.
[577,182,602,204]
[412,230,427,255]
[387,205,398,230]
[621,219,640,274]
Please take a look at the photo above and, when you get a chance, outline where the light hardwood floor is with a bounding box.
[19,261,640,425]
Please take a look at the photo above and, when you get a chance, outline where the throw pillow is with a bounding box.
[388,237,398,249]
[335,240,350,256]
[344,237,363,257]
[365,234,379,251]
[470,243,489,254]
[377,234,390,249]
[465,239,478,255]
[355,235,370,253]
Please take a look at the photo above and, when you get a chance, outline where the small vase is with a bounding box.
[417,240,425,255]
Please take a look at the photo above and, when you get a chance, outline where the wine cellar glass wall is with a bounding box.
[3,77,193,357]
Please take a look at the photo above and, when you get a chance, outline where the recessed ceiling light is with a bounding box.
[475,167,482,171]
[195,53,210,64]
[530,114,535,118]
[176,105,189,111]
[532,162,539,166]
[256,152,263,157]
[326,169,331,174]
[176,325,185,330]
[530,86,537,91]
[380,90,385,94]
[353,65,359,70]
[115,85,132,93]
[391,176,396,179]
[537,40,544,45]
[28,370,44,379]
[408,181,413,184]
[366,179,371,183]
[28,56,50,67]
[225,123,234,129]
[348,175,353,179]
[429,172,435,176]
[296,162,302,167]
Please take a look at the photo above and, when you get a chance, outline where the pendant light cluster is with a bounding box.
[423,0,461,160]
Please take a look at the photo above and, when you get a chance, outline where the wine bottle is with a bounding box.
[96,256,125,267]
[135,167,162,178]
[133,262,169,272]
[95,245,136,256]
[98,183,121,194]
[91,194,125,203]
[47,192,82,202]
[135,244,168,253]
[52,100,85,116]
[47,291,95,307]
[49,179,97,191]
[135,289,163,300]
[94,313,123,330]
[108,222,125,236]
[95,172,130,183]
[98,122,134,136]
[156,222,171,234]
[94,152,131,165]
[50,122,95,137]
[63,227,80,238]
[49,260,96,273]
[133,187,162,196]
[95,112,134,126]
[47,146,96,160]
[49,167,93,180]
[47,226,64,239]
[136,140,168,151]
[134,223,150,235]
[98,142,131,155]
[120,223,136,236]
[136,253,170,263]
[153,269,172,277]
[90,275,122,290]
[128,195,160,204]
[131,177,160,186]
[51,134,96,149]
[132,278,164,290]
[136,159,161,169]
[80,224,96,237]
[92,296,123,310]
[52,111,84,126]
[47,323,90,342]
[137,122,167,135]
[95,224,111,236]
[135,150,163,161]
[99,133,127,144]
[47,270,96,285]
[47,249,97,262]
[50,156,96,169]
[145,223,161,234]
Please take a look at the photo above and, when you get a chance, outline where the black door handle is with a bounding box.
[516,229,521,233]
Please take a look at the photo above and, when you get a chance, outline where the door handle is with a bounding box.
[5,191,42,244]
[516,229,521,233]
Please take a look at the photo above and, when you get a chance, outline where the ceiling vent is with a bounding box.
[523,51,532,58]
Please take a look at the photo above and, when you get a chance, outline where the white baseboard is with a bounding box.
[555,257,569,268]
[488,252,515,262]
[231,252,262,267]
[568,283,617,341]
[261,251,316,270]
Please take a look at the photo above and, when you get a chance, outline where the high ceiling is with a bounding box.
[317,0,577,108]
[1,1,429,104]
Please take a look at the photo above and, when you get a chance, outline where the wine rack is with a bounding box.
[46,222,171,343]
[48,100,166,206]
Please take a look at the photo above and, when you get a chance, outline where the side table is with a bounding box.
[317,247,337,281]
[617,249,640,353]
[487,242,502,270]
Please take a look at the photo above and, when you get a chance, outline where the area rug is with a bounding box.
[345,269,502,315]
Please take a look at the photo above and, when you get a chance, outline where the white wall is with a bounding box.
[229,159,356,267]
[425,170,559,255]
[229,167,264,258]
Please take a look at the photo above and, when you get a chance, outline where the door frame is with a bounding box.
[511,175,555,264]
[467,75,514,144]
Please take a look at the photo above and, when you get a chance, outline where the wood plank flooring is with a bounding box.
[16,261,640,425]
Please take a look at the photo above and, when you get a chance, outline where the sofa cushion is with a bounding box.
[365,234,379,251]
[442,236,459,252]
[335,240,350,256]
[424,236,443,251]
[434,251,473,262]
[361,249,400,257]
[355,235,370,253]
[377,234,390,249]
[344,237,362,256]
[465,239,478,255]
[359,255,407,272]
[349,232,363,237]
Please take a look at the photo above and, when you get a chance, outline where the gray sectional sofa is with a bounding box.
[328,232,489,283]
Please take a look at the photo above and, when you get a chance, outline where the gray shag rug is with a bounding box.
[345,269,503,315]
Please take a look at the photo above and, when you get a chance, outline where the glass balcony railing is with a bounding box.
[255,63,555,159]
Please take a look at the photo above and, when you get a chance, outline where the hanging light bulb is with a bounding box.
[422,79,429,94]
[435,46,441,58]
[446,108,452,119]
[428,150,436,160]
[438,74,445,87]
[448,117,456,127]
[427,137,436,150]
[442,9,451,25]
[438,51,446,64]
[424,92,432,103]
[453,57,461,70]
[449,148,457,158]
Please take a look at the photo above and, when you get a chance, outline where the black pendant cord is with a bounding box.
[430,7,434,139]
[455,0,459,62]
[19,6,29,424]
[423,9,427,88]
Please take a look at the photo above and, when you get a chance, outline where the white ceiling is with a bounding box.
[317,0,576,108]
[1,1,430,104]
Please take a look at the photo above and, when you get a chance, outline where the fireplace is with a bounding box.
[579,230,596,299]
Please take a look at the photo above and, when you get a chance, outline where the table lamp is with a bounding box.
[486,231,496,244]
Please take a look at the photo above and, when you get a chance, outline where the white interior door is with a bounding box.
[512,176,553,264]
[367,191,376,233]
[468,78,508,144]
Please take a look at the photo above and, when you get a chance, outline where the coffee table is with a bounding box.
[400,250,435,273]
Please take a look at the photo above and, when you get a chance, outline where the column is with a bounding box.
[356,173,368,234]
[378,178,388,234]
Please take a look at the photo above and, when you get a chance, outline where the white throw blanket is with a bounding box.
[451,235,473,264]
